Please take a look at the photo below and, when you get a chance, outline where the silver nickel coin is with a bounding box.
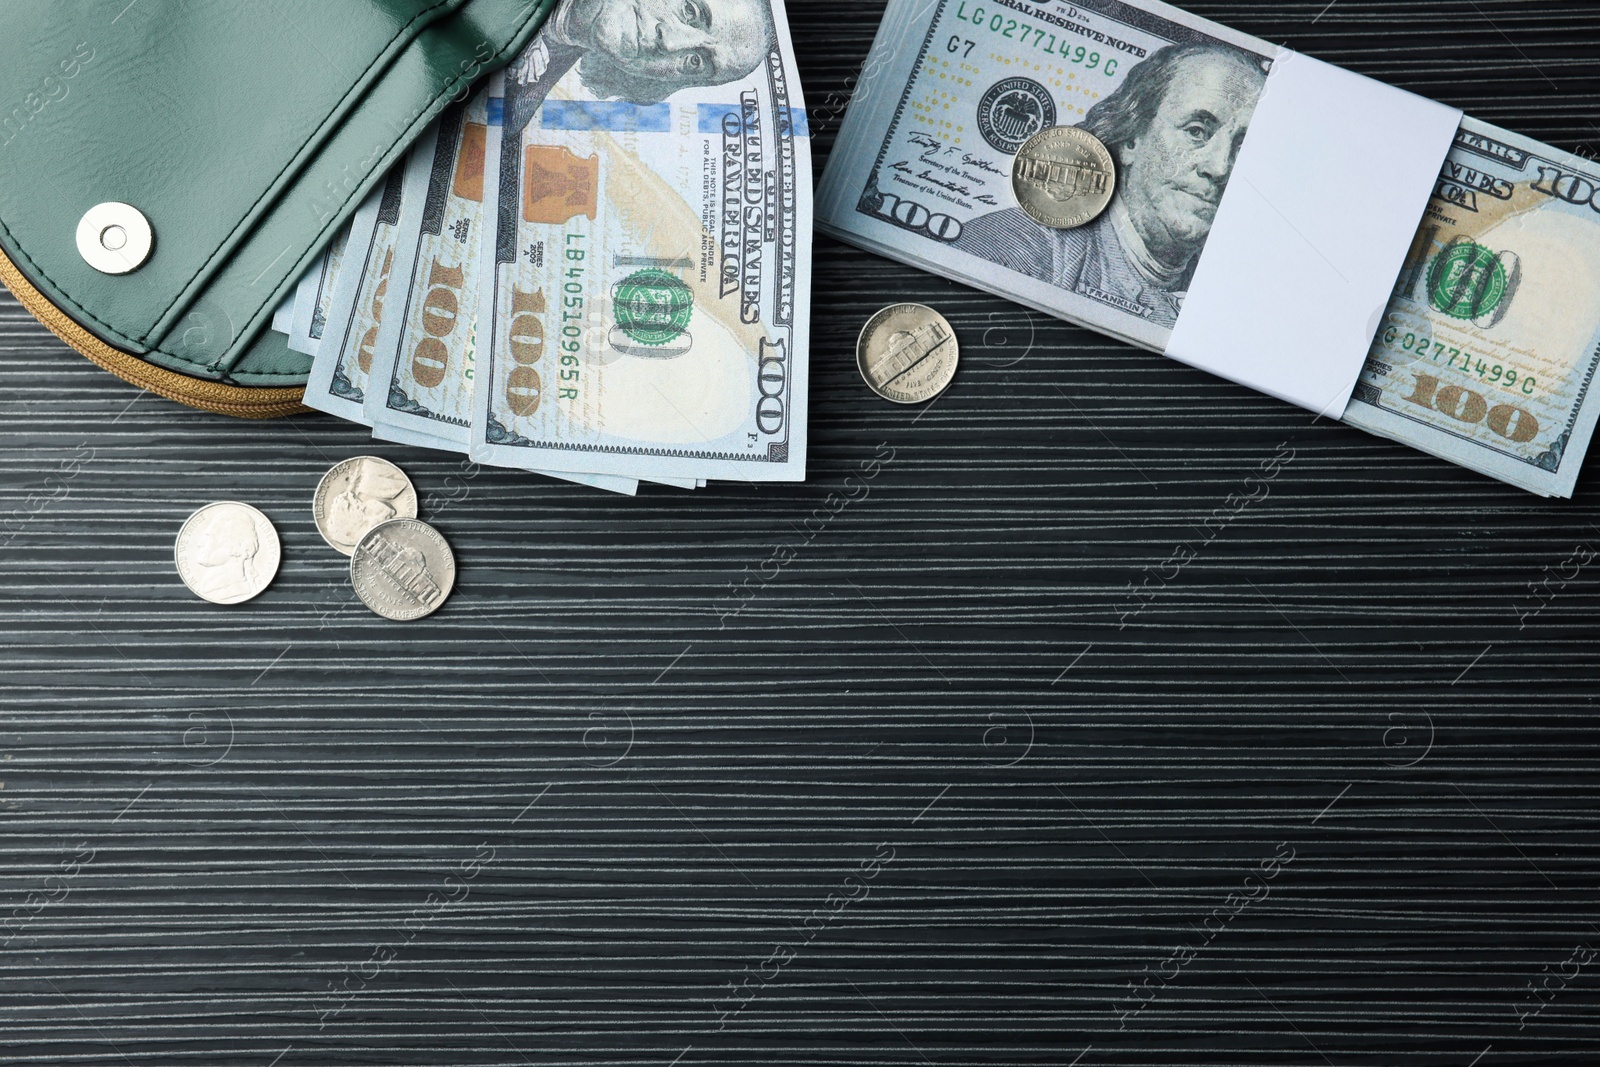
[313,456,419,556]
[349,518,456,622]
[174,501,281,605]
[1012,126,1116,230]
[856,303,959,404]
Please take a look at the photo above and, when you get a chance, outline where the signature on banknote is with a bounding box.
[819,0,1600,495]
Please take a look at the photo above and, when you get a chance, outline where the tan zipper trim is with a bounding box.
[0,246,308,419]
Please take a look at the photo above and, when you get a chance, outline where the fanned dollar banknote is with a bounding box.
[286,223,352,356]
[469,20,810,483]
[304,170,407,426]
[302,0,810,493]
[361,91,647,495]
[816,0,1600,495]
[364,101,488,453]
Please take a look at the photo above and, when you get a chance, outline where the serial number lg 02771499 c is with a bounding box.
[1378,327,1538,397]
[949,2,1124,77]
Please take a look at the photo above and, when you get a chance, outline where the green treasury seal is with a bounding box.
[614,269,693,346]
[1428,240,1508,321]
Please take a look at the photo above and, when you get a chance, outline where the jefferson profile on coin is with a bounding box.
[182,508,266,603]
[325,462,410,545]
[953,42,1268,328]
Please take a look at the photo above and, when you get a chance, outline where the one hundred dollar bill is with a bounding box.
[303,168,406,426]
[818,0,1600,493]
[363,91,642,495]
[366,97,492,450]
[469,4,812,484]
[816,0,1277,353]
[1344,120,1600,498]
[286,222,352,355]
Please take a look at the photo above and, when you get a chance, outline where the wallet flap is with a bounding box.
[0,0,553,383]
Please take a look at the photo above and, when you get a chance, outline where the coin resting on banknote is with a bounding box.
[1011,127,1116,230]
[816,0,1600,496]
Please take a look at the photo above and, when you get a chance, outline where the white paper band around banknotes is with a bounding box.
[818,0,1600,495]
[1164,50,1462,418]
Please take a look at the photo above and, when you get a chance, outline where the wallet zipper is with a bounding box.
[0,247,308,419]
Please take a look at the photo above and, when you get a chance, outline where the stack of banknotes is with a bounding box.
[816,0,1600,497]
[276,2,812,495]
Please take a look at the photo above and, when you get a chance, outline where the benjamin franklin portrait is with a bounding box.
[505,0,777,140]
[953,42,1269,328]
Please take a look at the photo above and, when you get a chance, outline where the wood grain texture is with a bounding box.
[3,2,1600,1063]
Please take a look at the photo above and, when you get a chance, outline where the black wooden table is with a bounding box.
[3,2,1599,1063]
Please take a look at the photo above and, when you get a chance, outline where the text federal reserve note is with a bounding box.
[1345,120,1600,498]
[469,2,812,484]
[304,168,406,426]
[816,0,1276,352]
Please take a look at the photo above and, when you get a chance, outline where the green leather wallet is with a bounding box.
[0,0,553,417]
